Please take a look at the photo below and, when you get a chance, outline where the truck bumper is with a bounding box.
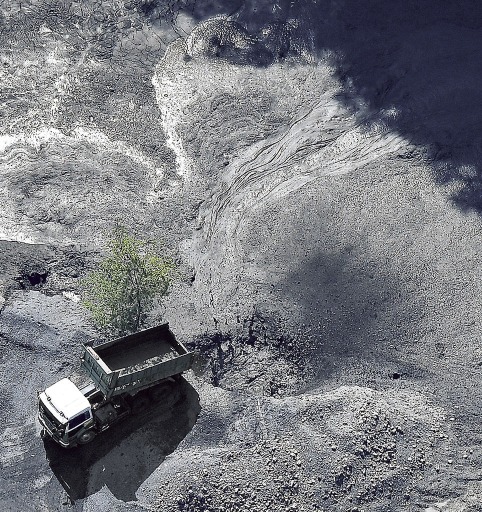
[38,415,70,447]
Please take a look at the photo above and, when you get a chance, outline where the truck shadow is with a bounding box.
[43,377,200,502]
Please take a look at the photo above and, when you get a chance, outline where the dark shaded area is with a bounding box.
[44,377,200,502]
[304,0,482,214]
[276,247,425,370]
[188,311,305,391]
[181,0,482,213]
[20,271,48,287]
[132,0,244,25]
[0,241,55,282]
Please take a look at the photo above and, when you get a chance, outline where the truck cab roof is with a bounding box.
[39,378,90,424]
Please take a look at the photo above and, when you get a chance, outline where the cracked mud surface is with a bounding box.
[1,1,482,511]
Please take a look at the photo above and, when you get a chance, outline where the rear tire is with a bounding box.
[77,430,96,445]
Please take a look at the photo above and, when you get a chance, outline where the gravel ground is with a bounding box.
[1,1,482,511]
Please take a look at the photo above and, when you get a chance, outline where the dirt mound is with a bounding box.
[186,17,271,66]
[146,383,455,511]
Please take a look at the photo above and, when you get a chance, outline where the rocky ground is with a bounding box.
[1,1,482,511]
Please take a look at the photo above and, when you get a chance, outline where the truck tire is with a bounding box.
[77,430,97,445]
[131,394,151,414]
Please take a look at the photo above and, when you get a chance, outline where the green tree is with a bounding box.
[82,226,175,337]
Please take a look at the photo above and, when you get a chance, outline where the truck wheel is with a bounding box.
[131,395,150,414]
[78,430,97,445]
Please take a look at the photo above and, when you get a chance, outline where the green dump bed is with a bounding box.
[81,324,192,399]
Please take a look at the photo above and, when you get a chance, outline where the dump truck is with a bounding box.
[38,323,193,448]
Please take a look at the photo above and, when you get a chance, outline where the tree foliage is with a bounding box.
[82,226,175,337]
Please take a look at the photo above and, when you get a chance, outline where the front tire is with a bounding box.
[77,430,97,445]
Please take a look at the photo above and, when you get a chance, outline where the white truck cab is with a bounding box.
[38,378,93,447]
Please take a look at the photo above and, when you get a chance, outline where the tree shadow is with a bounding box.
[43,377,200,503]
[275,246,426,380]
